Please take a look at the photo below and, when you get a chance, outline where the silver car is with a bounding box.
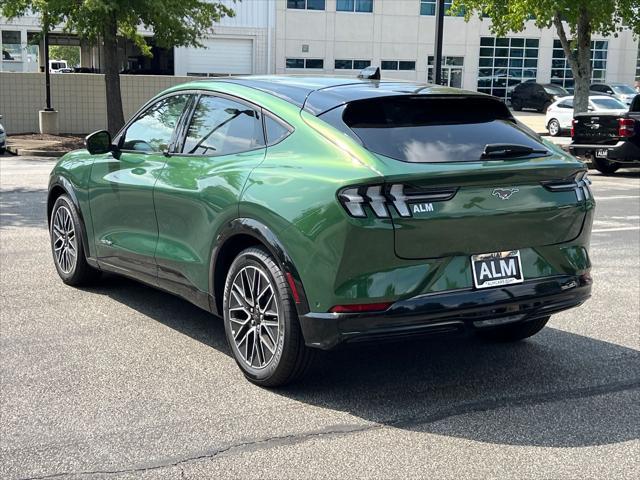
[590,82,638,106]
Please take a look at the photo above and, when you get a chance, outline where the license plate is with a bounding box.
[471,250,524,289]
[595,148,608,158]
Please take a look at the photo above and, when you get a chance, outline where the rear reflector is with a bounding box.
[619,118,636,138]
[330,302,392,313]
[285,272,301,304]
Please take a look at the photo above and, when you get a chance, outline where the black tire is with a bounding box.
[547,119,561,137]
[50,195,100,286]
[476,316,550,342]
[0,147,6,155]
[540,102,551,113]
[511,100,522,111]
[592,156,620,175]
[223,246,314,387]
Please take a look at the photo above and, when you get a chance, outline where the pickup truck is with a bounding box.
[570,94,640,174]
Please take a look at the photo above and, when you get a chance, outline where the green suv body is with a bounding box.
[48,76,594,386]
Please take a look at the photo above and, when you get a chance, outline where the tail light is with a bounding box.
[571,119,577,138]
[618,118,636,138]
[329,302,392,313]
[541,171,592,201]
[338,184,457,219]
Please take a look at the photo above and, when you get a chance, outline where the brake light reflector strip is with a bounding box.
[329,302,393,313]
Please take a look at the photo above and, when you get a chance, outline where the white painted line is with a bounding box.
[592,227,640,233]
[593,195,640,200]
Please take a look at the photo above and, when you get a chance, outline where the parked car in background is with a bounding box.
[511,82,569,112]
[0,115,6,154]
[570,94,640,174]
[47,77,595,386]
[49,60,69,73]
[546,95,628,136]
[590,82,638,106]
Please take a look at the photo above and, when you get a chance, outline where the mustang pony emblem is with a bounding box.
[492,188,519,200]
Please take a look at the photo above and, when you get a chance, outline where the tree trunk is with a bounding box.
[103,12,125,135]
[554,8,592,115]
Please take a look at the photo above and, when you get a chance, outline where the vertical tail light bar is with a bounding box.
[338,184,457,219]
[571,119,577,138]
[619,118,636,138]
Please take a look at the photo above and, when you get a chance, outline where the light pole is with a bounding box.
[433,0,445,85]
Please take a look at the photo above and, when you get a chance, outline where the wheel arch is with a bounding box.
[47,176,94,265]
[210,218,310,317]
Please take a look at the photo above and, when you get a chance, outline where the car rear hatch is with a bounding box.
[335,95,590,259]
[572,112,624,146]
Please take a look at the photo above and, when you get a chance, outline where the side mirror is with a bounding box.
[85,130,112,154]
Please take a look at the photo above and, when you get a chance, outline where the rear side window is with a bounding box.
[335,96,548,163]
[264,115,292,145]
[591,97,627,110]
[182,95,265,156]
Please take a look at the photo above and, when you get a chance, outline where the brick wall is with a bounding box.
[0,72,199,134]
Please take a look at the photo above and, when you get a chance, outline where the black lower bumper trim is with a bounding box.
[299,275,592,349]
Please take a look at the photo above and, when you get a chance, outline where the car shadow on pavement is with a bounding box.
[90,274,639,449]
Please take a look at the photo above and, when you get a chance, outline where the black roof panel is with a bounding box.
[213,76,486,115]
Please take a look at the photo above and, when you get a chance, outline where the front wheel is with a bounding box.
[476,316,550,342]
[223,247,314,387]
[592,156,620,175]
[50,195,100,286]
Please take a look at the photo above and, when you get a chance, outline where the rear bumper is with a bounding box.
[570,141,640,163]
[299,274,592,349]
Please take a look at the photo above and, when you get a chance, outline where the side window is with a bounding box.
[558,99,573,109]
[122,94,190,152]
[182,95,265,156]
[265,115,292,145]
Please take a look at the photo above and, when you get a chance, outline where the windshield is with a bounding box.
[612,84,636,94]
[591,98,627,110]
[336,96,549,163]
[544,85,568,96]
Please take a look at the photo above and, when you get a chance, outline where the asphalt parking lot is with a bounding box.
[1,155,638,480]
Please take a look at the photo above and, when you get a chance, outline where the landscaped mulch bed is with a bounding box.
[9,133,86,152]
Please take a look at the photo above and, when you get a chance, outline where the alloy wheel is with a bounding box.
[548,120,560,136]
[228,265,281,369]
[52,205,77,274]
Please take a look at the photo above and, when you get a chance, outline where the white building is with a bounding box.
[2,0,640,101]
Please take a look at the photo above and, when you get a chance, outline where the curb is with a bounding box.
[7,146,67,157]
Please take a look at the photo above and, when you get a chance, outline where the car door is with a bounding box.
[557,98,574,128]
[89,93,191,283]
[152,92,267,305]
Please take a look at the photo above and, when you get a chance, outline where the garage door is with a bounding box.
[185,38,253,75]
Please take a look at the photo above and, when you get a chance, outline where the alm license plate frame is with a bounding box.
[471,250,524,289]
[595,148,609,159]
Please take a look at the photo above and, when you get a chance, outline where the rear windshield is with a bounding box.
[591,98,627,110]
[544,85,568,96]
[335,96,548,163]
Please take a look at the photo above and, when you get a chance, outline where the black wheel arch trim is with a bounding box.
[210,217,310,317]
[47,175,97,268]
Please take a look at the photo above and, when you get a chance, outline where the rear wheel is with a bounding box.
[50,195,100,285]
[547,119,561,137]
[540,102,551,113]
[476,316,550,342]
[592,156,620,175]
[511,99,523,111]
[223,246,314,387]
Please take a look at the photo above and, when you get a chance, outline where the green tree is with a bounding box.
[453,0,640,113]
[0,0,235,134]
[49,45,80,67]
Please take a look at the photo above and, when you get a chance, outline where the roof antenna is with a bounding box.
[358,66,380,80]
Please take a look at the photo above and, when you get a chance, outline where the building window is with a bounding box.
[287,0,326,10]
[551,40,608,92]
[381,60,416,71]
[337,0,373,13]
[477,36,539,103]
[427,56,464,87]
[286,58,324,69]
[1,30,22,62]
[335,59,371,70]
[420,1,464,16]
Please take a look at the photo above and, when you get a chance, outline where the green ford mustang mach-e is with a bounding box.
[48,76,594,386]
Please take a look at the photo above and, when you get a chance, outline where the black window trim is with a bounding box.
[263,110,295,147]
[114,90,198,155]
